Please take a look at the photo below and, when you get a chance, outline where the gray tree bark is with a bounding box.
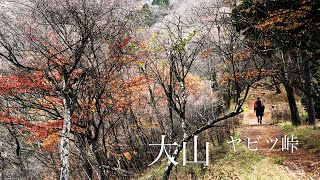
[303,58,316,124]
[283,82,301,126]
[60,77,73,180]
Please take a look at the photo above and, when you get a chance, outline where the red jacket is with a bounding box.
[254,100,264,111]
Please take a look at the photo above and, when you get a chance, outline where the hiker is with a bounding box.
[254,97,265,124]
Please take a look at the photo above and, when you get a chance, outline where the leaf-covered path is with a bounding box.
[239,86,320,179]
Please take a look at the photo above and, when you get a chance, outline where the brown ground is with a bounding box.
[239,85,320,179]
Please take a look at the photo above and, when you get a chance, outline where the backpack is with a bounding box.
[256,100,265,112]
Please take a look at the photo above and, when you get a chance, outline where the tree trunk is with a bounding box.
[14,136,27,177]
[280,50,301,126]
[60,75,73,180]
[303,59,316,124]
[82,156,93,179]
[92,139,107,180]
[7,126,27,177]
[180,81,187,139]
[283,82,301,126]
[162,144,183,180]
[60,97,72,180]
[78,135,93,179]
[272,76,281,94]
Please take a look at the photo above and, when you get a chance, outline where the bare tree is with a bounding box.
[141,4,259,177]
[0,0,134,179]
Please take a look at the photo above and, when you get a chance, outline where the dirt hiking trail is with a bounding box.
[238,85,320,179]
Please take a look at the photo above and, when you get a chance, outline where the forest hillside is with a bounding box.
[0,0,318,179]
